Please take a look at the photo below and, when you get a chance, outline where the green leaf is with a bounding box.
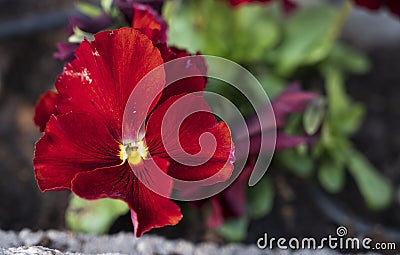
[274,5,337,76]
[164,0,230,55]
[247,176,274,219]
[303,96,326,135]
[284,113,303,134]
[68,27,95,43]
[339,102,365,135]
[326,136,350,165]
[101,0,114,14]
[322,66,365,135]
[66,195,129,234]
[76,2,102,18]
[318,160,345,193]
[278,149,314,178]
[327,43,370,74]
[164,0,280,62]
[217,218,248,242]
[347,148,393,210]
[229,5,280,63]
[322,66,349,117]
[256,73,286,100]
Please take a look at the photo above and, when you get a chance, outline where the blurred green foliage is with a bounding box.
[66,195,129,234]
[247,176,275,219]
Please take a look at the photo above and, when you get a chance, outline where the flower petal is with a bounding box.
[72,163,134,200]
[272,83,315,128]
[132,3,168,43]
[115,0,166,25]
[53,43,79,62]
[206,163,252,228]
[34,112,121,191]
[69,13,114,34]
[167,121,234,182]
[131,158,182,236]
[207,198,224,228]
[55,28,165,140]
[129,180,182,237]
[276,132,309,151]
[155,44,207,107]
[34,90,59,132]
[72,158,182,237]
[146,94,234,182]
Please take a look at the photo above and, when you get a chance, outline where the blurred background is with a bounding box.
[0,0,399,251]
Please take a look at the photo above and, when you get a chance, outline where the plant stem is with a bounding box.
[329,0,353,40]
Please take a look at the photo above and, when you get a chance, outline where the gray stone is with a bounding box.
[18,229,44,247]
[79,232,139,254]
[194,243,220,255]
[45,231,81,252]
[0,229,385,255]
[169,240,194,255]
[221,244,263,255]
[0,230,21,248]
[0,246,64,255]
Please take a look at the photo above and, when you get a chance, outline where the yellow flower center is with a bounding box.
[119,140,148,166]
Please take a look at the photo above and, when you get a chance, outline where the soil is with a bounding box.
[0,1,399,251]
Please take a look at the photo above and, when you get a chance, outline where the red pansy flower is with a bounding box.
[34,28,234,236]
[353,0,400,17]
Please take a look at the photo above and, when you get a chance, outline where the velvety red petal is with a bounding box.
[155,45,207,107]
[157,44,207,76]
[72,163,134,200]
[129,179,182,237]
[145,94,234,182]
[55,28,165,140]
[71,157,181,237]
[166,121,234,182]
[131,158,182,236]
[132,4,168,43]
[157,44,189,62]
[33,113,121,191]
[33,90,59,132]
